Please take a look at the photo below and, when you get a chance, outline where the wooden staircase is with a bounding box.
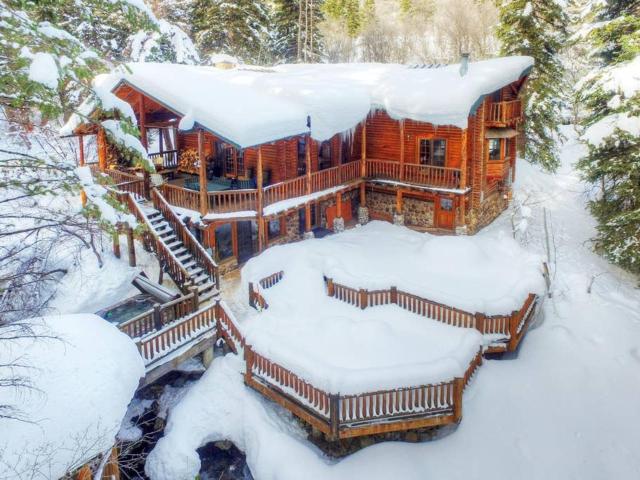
[141,204,218,304]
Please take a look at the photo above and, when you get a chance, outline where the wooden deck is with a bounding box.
[239,269,539,440]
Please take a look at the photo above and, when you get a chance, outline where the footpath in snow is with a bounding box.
[146,126,640,480]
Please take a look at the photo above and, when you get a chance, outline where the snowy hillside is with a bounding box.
[146,126,640,480]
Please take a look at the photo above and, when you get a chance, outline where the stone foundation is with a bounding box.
[366,191,434,229]
[357,206,369,225]
[333,217,345,232]
[467,191,509,234]
[303,230,315,240]
[392,213,404,226]
[268,211,301,247]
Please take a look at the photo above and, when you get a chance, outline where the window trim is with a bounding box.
[417,137,447,167]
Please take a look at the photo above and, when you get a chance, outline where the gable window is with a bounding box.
[418,139,446,167]
[297,138,306,175]
[318,141,332,170]
[488,138,502,161]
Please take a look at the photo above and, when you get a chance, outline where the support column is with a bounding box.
[303,203,314,239]
[78,135,85,167]
[139,94,147,150]
[457,129,468,234]
[257,146,265,251]
[393,189,404,226]
[198,129,207,216]
[305,134,312,195]
[97,128,107,171]
[126,223,136,267]
[333,192,345,233]
[399,119,405,181]
[357,121,370,224]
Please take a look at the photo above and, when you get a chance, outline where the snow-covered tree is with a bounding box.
[576,0,640,274]
[496,0,568,171]
[272,0,324,62]
[191,0,273,63]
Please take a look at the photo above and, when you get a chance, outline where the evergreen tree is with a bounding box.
[272,0,325,62]
[577,0,640,273]
[191,0,273,63]
[496,0,568,171]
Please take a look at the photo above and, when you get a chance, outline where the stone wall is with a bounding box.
[366,190,434,228]
[467,190,509,234]
[318,189,359,228]
[267,211,301,247]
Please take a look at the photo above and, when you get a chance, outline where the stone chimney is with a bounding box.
[459,53,470,77]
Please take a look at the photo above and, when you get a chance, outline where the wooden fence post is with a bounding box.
[329,394,340,441]
[359,288,368,309]
[112,227,121,259]
[189,285,200,312]
[248,282,255,308]
[244,345,254,384]
[327,278,334,297]
[453,377,464,422]
[153,303,162,331]
[474,312,485,334]
[508,310,519,351]
[125,223,136,267]
[390,286,398,304]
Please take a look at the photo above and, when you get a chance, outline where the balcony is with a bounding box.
[485,100,522,126]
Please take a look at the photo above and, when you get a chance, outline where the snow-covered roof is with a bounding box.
[0,314,144,478]
[93,56,533,148]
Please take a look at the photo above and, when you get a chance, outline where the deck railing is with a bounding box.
[486,100,522,125]
[245,344,479,439]
[248,270,284,309]
[403,164,461,189]
[160,183,200,212]
[152,187,220,290]
[208,189,257,214]
[326,278,538,352]
[264,176,307,206]
[149,150,179,170]
[215,301,244,353]
[136,301,217,365]
[366,159,401,180]
[117,292,197,339]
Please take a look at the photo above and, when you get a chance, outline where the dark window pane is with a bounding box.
[489,138,501,160]
[297,138,306,175]
[268,218,282,238]
[215,223,233,260]
[419,139,431,165]
[433,139,446,166]
[440,198,454,211]
[319,141,331,170]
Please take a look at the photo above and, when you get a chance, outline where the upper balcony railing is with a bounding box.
[485,100,522,125]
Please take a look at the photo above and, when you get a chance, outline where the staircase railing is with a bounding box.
[151,187,220,290]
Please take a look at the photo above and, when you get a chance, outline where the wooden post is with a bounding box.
[360,121,367,177]
[257,146,265,251]
[248,282,255,308]
[78,135,85,167]
[112,228,120,258]
[244,345,254,384]
[399,120,405,181]
[97,128,107,171]
[158,127,164,153]
[198,129,207,216]
[474,312,485,334]
[305,203,312,233]
[459,129,468,226]
[395,189,403,214]
[305,135,312,195]
[125,223,136,267]
[508,310,519,351]
[139,94,147,150]
[359,288,368,309]
[329,394,340,441]
[336,191,342,218]
[189,285,200,311]
[80,189,87,207]
[390,286,398,304]
[453,377,464,422]
[327,278,335,297]
[103,447,121,480]
[153,303,162,330]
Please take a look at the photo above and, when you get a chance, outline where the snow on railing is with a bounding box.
[325,278,538,353]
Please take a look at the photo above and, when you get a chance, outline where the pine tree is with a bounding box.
[272,0,325,62]
[496,0,568,171]
[576,0,640,273]
[191,0,273,63]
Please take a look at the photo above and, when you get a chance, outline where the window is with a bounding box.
[223,146,244,176]
[215,223,233,261]
[488,138,502,161]
[224,146,234,174]
[318,141,332,170]
[268,218,283,239]
[418,139,446,167]
[440,198,454,211]
[297,138,306,175]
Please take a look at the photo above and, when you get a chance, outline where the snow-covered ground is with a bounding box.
[0,314,144,479]
[146,126,640,480]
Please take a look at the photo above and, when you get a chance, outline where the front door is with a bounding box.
[237,221,257,263]
[436,197,456,230]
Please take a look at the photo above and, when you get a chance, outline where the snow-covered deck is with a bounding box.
[231,222,544,438]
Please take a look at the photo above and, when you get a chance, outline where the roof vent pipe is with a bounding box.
[459,52,470,77]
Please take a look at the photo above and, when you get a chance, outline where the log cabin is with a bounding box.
[68,55,533,272]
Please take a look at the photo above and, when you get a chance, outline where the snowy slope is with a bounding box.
[0,314,144,479]
[146,126,640,480]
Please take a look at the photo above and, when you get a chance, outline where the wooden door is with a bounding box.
[436,197,456,230]
[237,221,257,263]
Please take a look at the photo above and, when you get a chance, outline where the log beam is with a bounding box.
[305,135,312,195]
[399,119,405,180]
[257,146,265,251]
[97,128,107,171]
[78,135,85,167]
[198,128,207,216]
